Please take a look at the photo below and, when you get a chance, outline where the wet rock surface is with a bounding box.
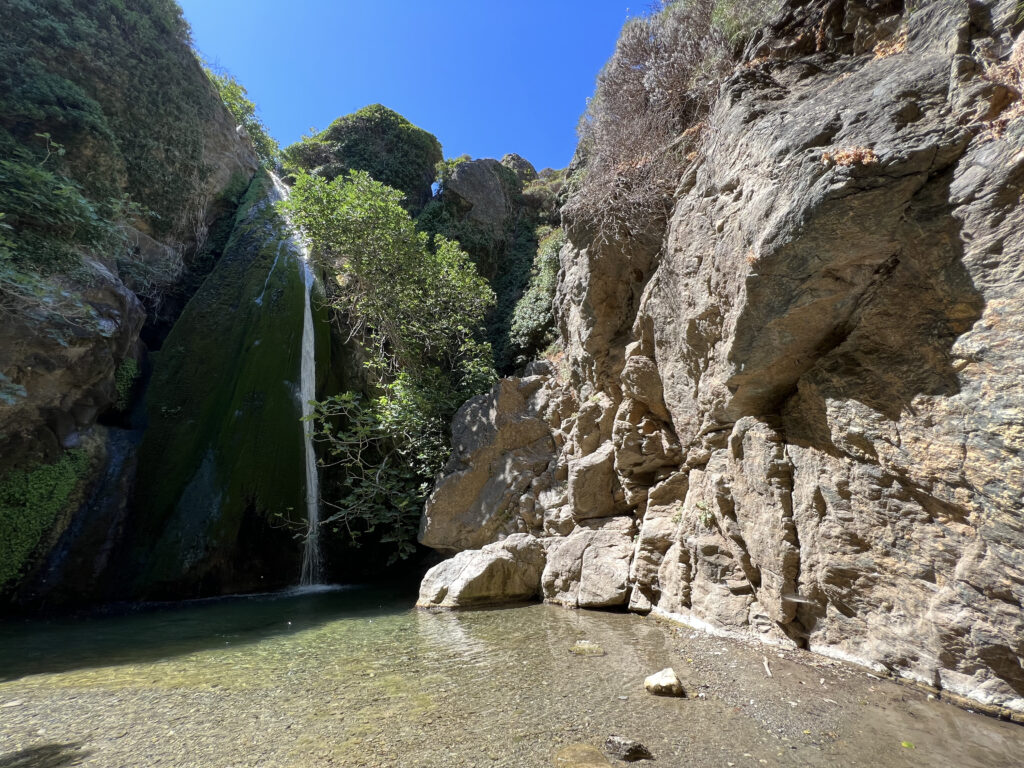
[603,735,652,762]
[418,0,1024,717]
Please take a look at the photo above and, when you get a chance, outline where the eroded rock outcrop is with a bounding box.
[417,534,546,608]
[419,0,1024,717]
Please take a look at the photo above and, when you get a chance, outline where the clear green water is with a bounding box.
[1,587,1021,767]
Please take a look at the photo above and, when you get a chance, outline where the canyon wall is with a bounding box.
[419,0,1024,717]
[0,0,259,602]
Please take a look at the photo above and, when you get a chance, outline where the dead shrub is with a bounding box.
[564,0,781,246]
[821,146,879,167]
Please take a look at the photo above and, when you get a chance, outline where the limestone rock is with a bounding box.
[567,443,620,521]
[643,668,685,697]
[0,263,145,467]
[418,0,1024,717]
[443,158,517,240]
[500,153,538,184]
[416,534,546,609]
[542,517,635,608]
[419,377,558,553]
[569,640,606,657]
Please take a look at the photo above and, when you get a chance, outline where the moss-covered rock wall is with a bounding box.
[125,172,327,598]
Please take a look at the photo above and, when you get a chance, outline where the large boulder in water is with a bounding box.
[417,534,547,609]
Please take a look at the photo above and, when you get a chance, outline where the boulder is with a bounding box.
[416,534,546,609]
[419,377,557,553]
[542,517,635,608]
[567,443,619,521]
[443,158,517,239]
[500,153,538,184]
[604,736,653,762]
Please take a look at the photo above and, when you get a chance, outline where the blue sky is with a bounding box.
[178,1,637,171]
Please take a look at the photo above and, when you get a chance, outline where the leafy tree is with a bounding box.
[205,68,279,168]
[281,170,495,558]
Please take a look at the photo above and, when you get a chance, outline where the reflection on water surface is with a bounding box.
[1,587,1021,767]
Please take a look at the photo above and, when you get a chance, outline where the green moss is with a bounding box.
[0,0,240,320]
[133,171,313,590]
[509,227,565,363]
[0,449,91,589]
[114,358,140,411]
[282,105,442,213]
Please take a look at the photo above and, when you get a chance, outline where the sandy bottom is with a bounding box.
[0,587,1021,767]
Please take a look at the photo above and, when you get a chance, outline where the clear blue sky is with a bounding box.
[177,0,637,171]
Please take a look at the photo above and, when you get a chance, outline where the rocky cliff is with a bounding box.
[418,0,1024,718]
[0,0,259,602]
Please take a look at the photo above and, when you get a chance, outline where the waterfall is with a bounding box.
[269,174,324,585]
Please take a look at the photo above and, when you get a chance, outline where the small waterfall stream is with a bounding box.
[269,174,323,585]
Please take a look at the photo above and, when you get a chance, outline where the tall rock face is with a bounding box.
[0,0,258,601]
[121,172,330,599]
[419,0,1024,717]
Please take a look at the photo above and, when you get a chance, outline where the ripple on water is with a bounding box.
[0,587,1022,767]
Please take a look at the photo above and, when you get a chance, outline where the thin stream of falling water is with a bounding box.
[269,173,323,585]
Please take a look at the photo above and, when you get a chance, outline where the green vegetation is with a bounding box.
[282,170,495,559]
[418,161,566,371]
[509,227,566,363]
[283,105,442,213]
[0,449,91,589]
[206,68,279,168]
[114,358,140,411]
[0,0,232,322]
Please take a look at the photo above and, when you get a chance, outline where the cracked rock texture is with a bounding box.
[419,0,1024,716]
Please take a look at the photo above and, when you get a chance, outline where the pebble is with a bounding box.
[604,735,653,762]
[643,668,686,697]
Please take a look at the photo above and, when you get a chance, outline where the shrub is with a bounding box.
[282,105,442,213]
[281,170,496,558]
[0,450,91,589]
[509,227,566,363]
[206,68,279,168]
[565,0,780,244]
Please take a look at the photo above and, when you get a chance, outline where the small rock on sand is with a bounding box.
[604,735,653,761]
[644,668,685,697]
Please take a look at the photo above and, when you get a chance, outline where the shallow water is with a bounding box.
[0,587,1021,767]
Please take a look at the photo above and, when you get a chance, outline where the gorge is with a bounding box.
[1,0,1024,765]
